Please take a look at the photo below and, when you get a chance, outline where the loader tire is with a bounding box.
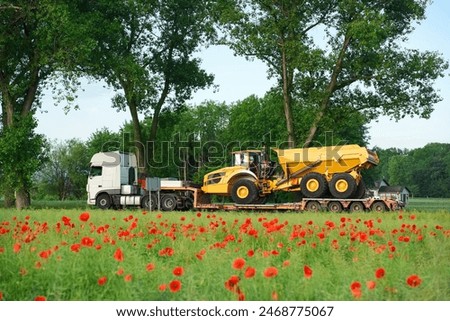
[300,173,328,198]
[231,179,258,204]
[329,173,357,199]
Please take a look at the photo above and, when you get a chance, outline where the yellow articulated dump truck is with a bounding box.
[201,144,379,204]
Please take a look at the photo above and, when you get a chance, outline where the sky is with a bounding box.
[36,0,450,150]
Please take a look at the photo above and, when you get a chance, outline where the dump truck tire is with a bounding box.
[231,178,258,204]
[353,180,366,199]
[300,173,328,198]
[329,173,357,199]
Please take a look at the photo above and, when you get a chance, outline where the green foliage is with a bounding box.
[0,116,46,203]
[33,139,91,200]
[219,0,448,146]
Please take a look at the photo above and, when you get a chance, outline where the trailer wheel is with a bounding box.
[371,201,387,212]
[305,200,321,212]
[300,173,328,198]
[96,193,111,210]
[231,179,258,204]
[329,173,357,199]
[349,201,365,212]
[328,201,343,213]
[141,194,157,211]
[161,194,177,211]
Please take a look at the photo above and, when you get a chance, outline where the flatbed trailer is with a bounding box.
[156,186,403,213]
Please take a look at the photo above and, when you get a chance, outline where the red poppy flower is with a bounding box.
[375,268,385,279]
[406,274,422,287]
[247,249,254,257]
[81,237,95,247]
[146,263,155,272]
[244,267,256,278]
[34,296,46,301]
[116,268,124,276]
[304,265,313,279]
[263,267,278,278]
[158,284,166,291]
[173,266,184,276]
[98,276,107,286]
[350,281,361,290]
[351,287,362,299]
[13,243,21,253]
[0,291,3,300]
[124,274,132,282]
[39,250,52,259]
[114,248,124,262]
[232,258,246,270]
[350,281,362,298]
[169,280,182,293]
[366,280,376,290]
[224,275,240,292]
[79,212,90,222]
[70,244,81,253]
[271,291,278,300]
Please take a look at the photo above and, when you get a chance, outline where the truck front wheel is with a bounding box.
[231,179,258,204]
[96,193,111,210]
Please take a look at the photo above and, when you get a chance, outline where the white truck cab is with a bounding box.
[86,151,140,209]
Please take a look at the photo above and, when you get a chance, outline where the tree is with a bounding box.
[0,1,96,208]
[220,0,334,147]
[85,0,215,175]
[0,115,46,207]
[34,139,90,200]
[221,0,447,147]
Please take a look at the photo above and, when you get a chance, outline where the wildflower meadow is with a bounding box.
[0,208,448,301]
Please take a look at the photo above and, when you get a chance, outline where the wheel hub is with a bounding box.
[335,179,349,192]
[306,179,319,192]
[236,186,249,199]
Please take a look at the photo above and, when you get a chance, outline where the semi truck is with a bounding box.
[86,148,402,213]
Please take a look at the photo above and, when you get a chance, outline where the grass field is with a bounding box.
[0,206,448,301]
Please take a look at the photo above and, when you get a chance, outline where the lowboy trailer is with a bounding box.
[86,151,403,213]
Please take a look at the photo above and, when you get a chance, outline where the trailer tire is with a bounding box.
[328,201,343,213]
[231,179,258,204]
[161,194,177,211]
[371,201,387,212]
[349,201,365,212]
[96,193,111,210]
[141,194,157,211]
[305,200,321,212]
[329,173,357,199]
[300,173,328,198]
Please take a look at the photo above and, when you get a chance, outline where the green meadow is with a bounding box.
[0,206,448,301]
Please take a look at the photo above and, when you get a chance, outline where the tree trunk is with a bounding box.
[303,35,351,147]
[3,190,15,208]
[15,187,30,210]
[281,42,295,148]
[148,77,171,168]
[128,100,147,176]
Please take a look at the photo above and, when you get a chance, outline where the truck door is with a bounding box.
[87,166,103,203]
